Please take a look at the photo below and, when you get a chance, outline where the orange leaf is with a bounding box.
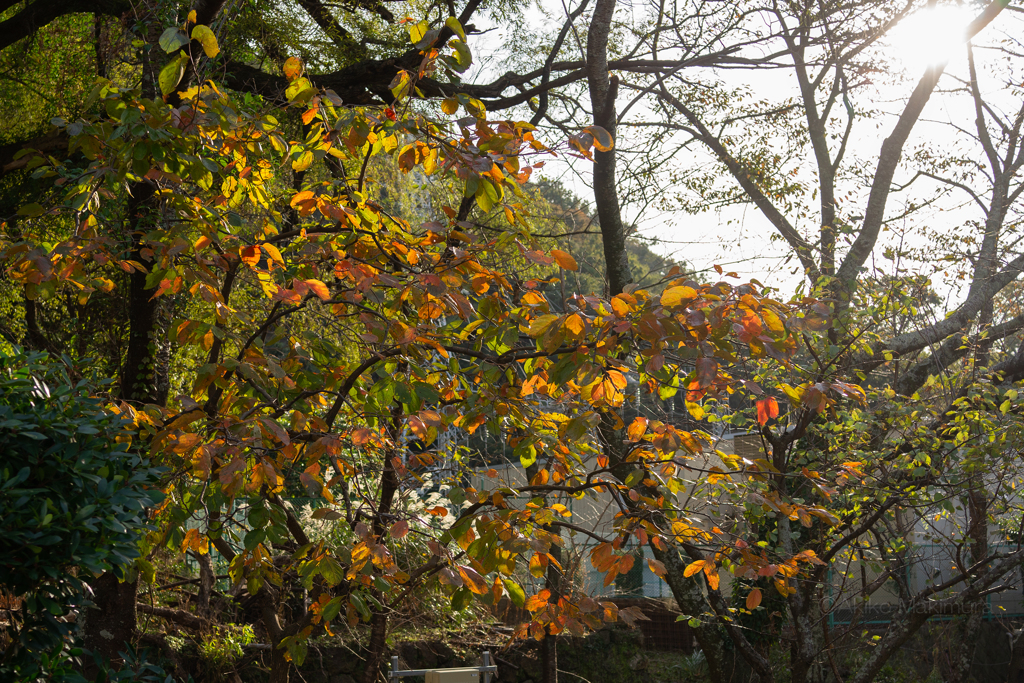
[241,245,261,266]
[705,565,720,590]
[525,589,550,612]
[683,559,705,578]
[458,565,490,595]
[584,125,614,152]
[305,279,330,301]
[551,249,578,271]
[389,320,416,344]
[564,313,584,336]
[626,417,648,442]
[181,528,209,555]
[610,295,631,317]
[647,559,667,578]
[746,588,762,610]
[283,56,303,81]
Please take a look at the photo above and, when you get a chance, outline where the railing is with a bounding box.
[388,651,496,683]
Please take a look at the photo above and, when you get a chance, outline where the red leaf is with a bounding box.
[695,357,717,389]
[756,397,778,426]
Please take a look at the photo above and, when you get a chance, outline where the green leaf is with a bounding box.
[450,39,472,73]
[136,558,157,585]
[17,203,44,218]
[319,555,345,586]
[158,27,189,53]
[475,178,499,212]
[158,53,187,96]
[191,25,220,58]
[624,469,644,488]
[445,17,467,40]
[451,586,473,611]
[389,71,411,101]
[285,77,313,102]
[350,591,372,620]
[503,579,525,607]
[321,596,344,622]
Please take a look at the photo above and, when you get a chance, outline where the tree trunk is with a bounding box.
[80,573,138,665]
[650,544,727,683]
[268,640,292,683]
[586,0,631,297]
[362,611,388,683]
[361,403,403,683]
[949,485,989,683]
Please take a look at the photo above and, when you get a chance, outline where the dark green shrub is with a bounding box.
[0,349,165,681]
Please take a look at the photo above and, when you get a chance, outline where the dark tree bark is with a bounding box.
[81,573,139,665]
[361,402,403,683]
[586,0,631,297]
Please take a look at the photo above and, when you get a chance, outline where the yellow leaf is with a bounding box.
[441,98,458,115]
[263,243,284,266]
[292,150,314,171]
[527,314,559,338]
[351,543,371,565]
[551,249,578,271]
[529,553,546,578]
[661,285,697,308]
[190,24,219,58]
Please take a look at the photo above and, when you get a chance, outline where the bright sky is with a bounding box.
[469,1,1021,299]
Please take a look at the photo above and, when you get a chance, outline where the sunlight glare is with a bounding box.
[885,4,975,76]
